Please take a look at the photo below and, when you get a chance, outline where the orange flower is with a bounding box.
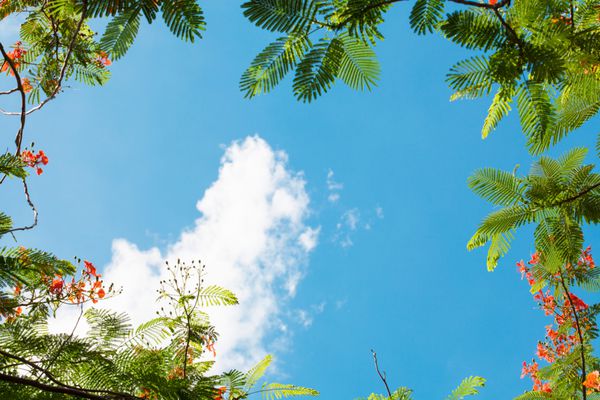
[96,51,112,67]
[584,371,600,391]
[49,275,64,294]
[214,386,227,400]
[205,337,217,357]
[84,261,101,278]
[21,78,32,93]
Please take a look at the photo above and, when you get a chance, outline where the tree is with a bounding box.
[0,1,318,399]
[237,0,600,398]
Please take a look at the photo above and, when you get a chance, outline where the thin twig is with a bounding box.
[5,178,38,234]
[0,88,19,95]
[371,349,393,398]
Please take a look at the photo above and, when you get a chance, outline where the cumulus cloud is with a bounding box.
[49,136,318,372]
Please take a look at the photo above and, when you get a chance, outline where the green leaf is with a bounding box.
[409,0,445,35]
[0,152,27,179]
[100,8,141,60]
[260,383,319,399]
[516,82,556,155]
[482,86,513,139]
[241,33,310,98]
[242,0,319,33]
[244,354,272,391]
[447,56,492,101]
[446,376,485,400]
[337,33,380,91]
[293,36,344,102]
[161,0,205,42]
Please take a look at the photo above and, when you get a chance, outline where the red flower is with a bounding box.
[84,261,101,278]
[536,342,554,363]
[49,275,64,294]
[214,386,227,400]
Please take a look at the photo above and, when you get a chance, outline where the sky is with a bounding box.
[2,2,600,399]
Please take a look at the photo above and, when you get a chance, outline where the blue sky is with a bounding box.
[3,2,600,399]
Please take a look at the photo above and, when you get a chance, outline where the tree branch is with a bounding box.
[0,42,27,154]
[371,350,393,398]
[0,0,88,122]
[0,349,141,400]
[558,272,587,400]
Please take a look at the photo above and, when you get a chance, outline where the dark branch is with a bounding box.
[0,349,141,400]
[0,42,27,154]
[558,272,587,400]
[371,350,393,398]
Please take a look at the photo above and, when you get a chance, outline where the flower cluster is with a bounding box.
[584,371,600,393]
[1,41,26,75]
[517,249,596,394]
[138,387,157,399]
[21,149,48,175]
[520,361,551,393]
[214,386,227,400]
[44,260,106,304]
[21,77,32,93]
[204,335,217,357]
[95,51,112,67]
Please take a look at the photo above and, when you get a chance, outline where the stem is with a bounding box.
[371,350,393,399]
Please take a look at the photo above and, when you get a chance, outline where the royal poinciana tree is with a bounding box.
[0,1,319,399]
[237,0,600,399]
[2,0,600,399]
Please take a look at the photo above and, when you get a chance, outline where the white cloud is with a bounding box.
[49,136,318,372]
[295,302,326,328]
[343,209,360,231]
[333,208,360,248]
[297,310,313,328]
[375,206,384,219]
[326,169,343,203]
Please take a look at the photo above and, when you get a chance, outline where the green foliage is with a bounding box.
[410,0,445,35]
[357,376,485,400]
[240,0,600,153]
[240,0,384,101]
[241,33,311,98]
[446,376,486,400]
[100,7,142,60]
[242,0,321,33]
[220,354,319,399]
[0,152,27,179]
[468,148,600,272]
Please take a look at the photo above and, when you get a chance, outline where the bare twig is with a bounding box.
[371,350,393,399]
[0,88,19,95]
[5,178,38,234]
